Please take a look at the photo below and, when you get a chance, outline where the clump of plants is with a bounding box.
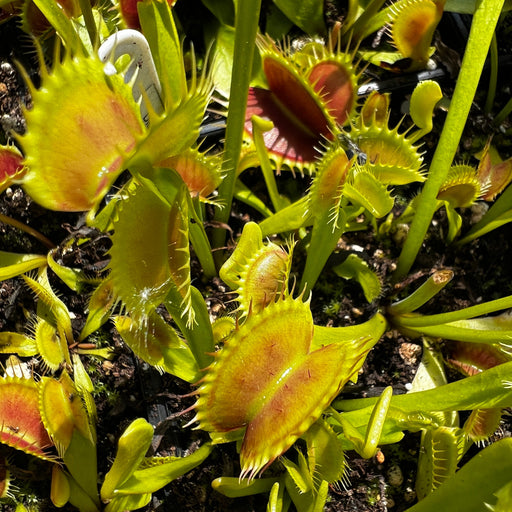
[0,0,512,510]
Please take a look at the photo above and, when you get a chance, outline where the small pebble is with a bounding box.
[404,486,417,503]
[373,248,384,259]
[1,61,14,73]
[470,202,488,224]
[392,223,409,246]
[399,342,422,365]
[387,464,404,487]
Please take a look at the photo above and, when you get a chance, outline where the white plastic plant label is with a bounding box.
[98,29,164,126]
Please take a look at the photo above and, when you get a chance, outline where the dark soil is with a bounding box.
[1,10,512,512]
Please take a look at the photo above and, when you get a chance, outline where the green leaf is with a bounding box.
[0,332,37,357]
[273,0,325,34]
[66,470,101,512]
[146,166,216,278]
[32,0,82,51]
[300,209,346,295]
[408,339,452,397]
[445,0,512,12]
[344,171,394,218]
[115,443,213,495]
[47,249,87,292]
[109,178,194,326]
[409,80,443,138]
[213,0,262,253]
[50,466,70,508]
[39,372,95,453]
[164,285,215,370]
[203,0,235,25]
[104,493,151,512]
[333,253,382,302]
[311,312,388,366]
[114,312,200,383]
[138,0,185,110]
[284,472,317,512]
[212,476,277,498]
[337,361,512,413]
[388,270,454,315]
[0,251,47,281]
[281,454,313,494]
[206,23,236,97]
[492,480,512,512]
[392,295,512,328]
[101,418,154,500]
[415,427,460,500]
[304,419,346,484]
[444,201,463,243]
[405,438,512,512]
[234,181,275,218]
[259,195,312,237]
[23,268,73,352]
[34,317,69,372]
[63,430,99,508]
[266,481,286,512]
[130,89,211,168]
[80,278,116,341]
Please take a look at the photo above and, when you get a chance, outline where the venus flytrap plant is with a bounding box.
[219,221,293,316]
[455,144,512,245]
[441,339,511,455]
[256,85,430,293]
[0,144,24,194]
[394,0,506,279]
[100,417,212,512]
[327,0,446,72]
[0,2,218,507]
[333,253,383,303]
[393,139,512,243]
[384,279,512,505]
[407,437,512,512]
[18,47,145,215]
[2,0,512,509]
[389,292,512,346]
[241,33,361,174]
[0,355,102,510]
[406,339,510,503]
[333,361,512,450]
[186,222,388,509]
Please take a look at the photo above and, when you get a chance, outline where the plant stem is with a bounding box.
[388,269,453,315]
[393,294,512,327]
[494,95,512,126]
[212,0,262,261]
[0,213,55,249]
[77,0,98,48]
[484,33,498,114]
[251,116,286,213]
[393,0,505,281]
